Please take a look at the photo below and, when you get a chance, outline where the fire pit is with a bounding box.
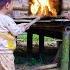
[29,0,61,16]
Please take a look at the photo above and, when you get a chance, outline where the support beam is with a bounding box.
[60,31,70,70]
[27,31,33,54]
[39,32,46,64]
[39,33,44,52]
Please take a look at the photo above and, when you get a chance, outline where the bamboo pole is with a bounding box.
[60,31,70,70]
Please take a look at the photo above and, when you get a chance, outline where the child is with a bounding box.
[0,0,32,70]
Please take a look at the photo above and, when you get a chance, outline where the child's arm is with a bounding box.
[5,17,25,36]
[18,17,42,31]
[5,16,41,36]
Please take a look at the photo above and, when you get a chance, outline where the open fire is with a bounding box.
[29,0,59,16]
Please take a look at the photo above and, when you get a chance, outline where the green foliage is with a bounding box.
[17,33,27,42]
[17,32,55,44]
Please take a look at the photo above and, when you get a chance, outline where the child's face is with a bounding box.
[5,1,13,14]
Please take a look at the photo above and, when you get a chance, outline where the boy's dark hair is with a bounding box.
[0,0,11,9]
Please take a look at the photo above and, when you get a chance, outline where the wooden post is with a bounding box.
[39,32,46,64]
[60,31,70,70]
[27,30,33,54]
[54,41,62,67]
[39,34,44,52]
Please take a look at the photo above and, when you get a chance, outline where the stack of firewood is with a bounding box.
[61,0,70,19]
[13,0,23,10]
[62,0,70,10]
[12,0,29,18]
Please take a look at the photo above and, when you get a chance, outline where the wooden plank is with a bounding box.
[34,63,57,70]
[14,19,69,23]
[48,68,58,70]
[14,19,31,23]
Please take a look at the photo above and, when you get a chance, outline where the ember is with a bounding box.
[29,0,59,16]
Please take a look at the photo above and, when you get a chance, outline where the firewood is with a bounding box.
[13,1,23,9]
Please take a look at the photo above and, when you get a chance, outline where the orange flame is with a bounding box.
[30,0,57,16]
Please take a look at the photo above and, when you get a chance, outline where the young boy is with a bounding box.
[0,0,32,70]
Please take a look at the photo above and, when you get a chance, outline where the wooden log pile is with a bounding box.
[12,0,29,18]
[61,0,70,19]
[62,0,70,10]
[12,0,70,19]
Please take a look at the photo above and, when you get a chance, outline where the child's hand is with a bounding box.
[18,23,30,31]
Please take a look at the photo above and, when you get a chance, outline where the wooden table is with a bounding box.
[14,17,70,70]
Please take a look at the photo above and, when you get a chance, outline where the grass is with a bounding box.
[17,32,55,44]
[17,33,27,42]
